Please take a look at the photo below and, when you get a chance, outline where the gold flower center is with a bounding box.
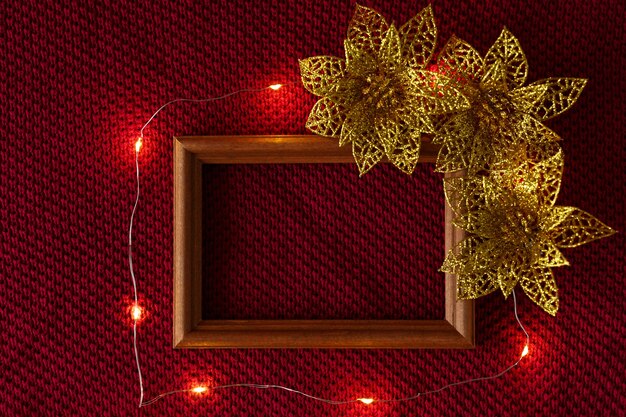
[478,84,515,120]
[500,208,540,248]
[360,65,406,112]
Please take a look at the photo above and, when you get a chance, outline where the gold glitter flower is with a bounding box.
[300,4,469,175]
[441,152,615,315]
[433,29,587,175]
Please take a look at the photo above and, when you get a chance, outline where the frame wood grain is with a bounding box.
[173,135,474,348]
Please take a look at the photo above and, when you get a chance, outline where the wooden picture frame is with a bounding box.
[173,135,474,348]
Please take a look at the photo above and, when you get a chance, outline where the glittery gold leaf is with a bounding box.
[520,268,559,315]
[481,57,506,86]
[484,27,528,88]
[388,132,422,174]
[540,206,575,231]
[352,135,385,175]
[527,78,587,120]
[515,115,562,145]
[380,24,402,66]
[530,148,563,206]
[339,103,368,146]
[343,39,359,66]
[413,70,470,114]
[435,136,473,173]
[497,251,527,297]
[347,4,389,56]
[399,4,437,69]
[489,149,564,207]
[375,117,402,155]
[435,112,518,175]
[453,210,491,237]
[396,104,435,133]
[299,56,346,96]
[534,240,569,268]
[458,269,499,299]
[301,5,467,175]
[437,36,484,81]
[441,236,499,299]
[510,84,548,112]
[443,175,486,219]
[305,97,346,137]
[432,111,475,164]
[550,208,616,248]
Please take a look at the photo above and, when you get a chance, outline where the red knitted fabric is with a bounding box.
[201,163,444,320]
[1,1,624,416]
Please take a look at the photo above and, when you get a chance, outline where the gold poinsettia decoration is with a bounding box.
[441,152,615,315]
[300,4,469,175]
[433,29,587,174]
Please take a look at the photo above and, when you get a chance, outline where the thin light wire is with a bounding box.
[376,289,529,404]
[141,389,199,407]
[129,83,296,408]
[129,147,143,407]
[209,384,360,405]
[138,82,298,138]
[129,83,531,409]
[138,289,528,407]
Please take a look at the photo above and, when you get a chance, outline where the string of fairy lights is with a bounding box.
[127,82,530,408]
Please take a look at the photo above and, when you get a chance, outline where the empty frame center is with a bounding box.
[201,163,445,321]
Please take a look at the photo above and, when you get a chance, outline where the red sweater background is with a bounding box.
[1,1,624,416]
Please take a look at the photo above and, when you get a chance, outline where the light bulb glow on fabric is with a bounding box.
[131,304,142,321]
[358,398,374,405]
